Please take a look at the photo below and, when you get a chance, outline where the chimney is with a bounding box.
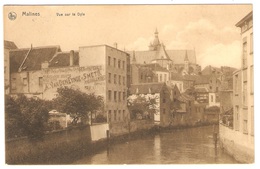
[70,50,74,66]
[31,44,33,49]
[114,42,118,49]
[41,61,49,69]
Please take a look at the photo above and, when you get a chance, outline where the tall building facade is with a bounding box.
[233,11,254,140]
[219,11,254,163]
[79,45,130,123]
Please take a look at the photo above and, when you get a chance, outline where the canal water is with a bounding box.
[73,126,238,164]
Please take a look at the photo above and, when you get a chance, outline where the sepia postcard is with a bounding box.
[3,4,255,165]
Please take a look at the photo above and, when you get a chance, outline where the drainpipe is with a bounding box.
[27,71,30,93]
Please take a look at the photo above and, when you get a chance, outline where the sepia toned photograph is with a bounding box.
[3,4,254,165]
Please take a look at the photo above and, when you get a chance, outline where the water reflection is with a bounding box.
[73,126,237,164]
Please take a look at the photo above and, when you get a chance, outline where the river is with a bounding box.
[73,126,238,164]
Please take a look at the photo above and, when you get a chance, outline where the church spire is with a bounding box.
[149,28,161,51]
[155,27,158,35]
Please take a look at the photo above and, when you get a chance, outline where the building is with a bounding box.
[219,11,254,163]
[4,40,18,94]
[170,85,201,126]
[43,45,131,124]
[130,63,158,84]
[127,29,201,75]
[7,43,131,124]
[194,87,209,104]
[9,45,61,98]
[128,82,171,126]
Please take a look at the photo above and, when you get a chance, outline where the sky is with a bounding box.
[4,5,252,69]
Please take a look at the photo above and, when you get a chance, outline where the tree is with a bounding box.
[5,95,23,139]
[127,94,159,119]
[53,87,104,125]
[5,94,50,140]
[15,95,50,139]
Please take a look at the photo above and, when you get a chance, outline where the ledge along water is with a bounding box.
[72,125,238,164]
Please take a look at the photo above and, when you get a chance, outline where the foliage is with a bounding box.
[5,94,50,140]
[127,94,159,119]
[93,114,107,123]
[53,87,104,125]
[16,95,50,139]
[5,95,24,139]
[206,106,220,112]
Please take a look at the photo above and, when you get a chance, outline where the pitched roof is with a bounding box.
[4,40,18,49]
[170,73,184,81]
[9,49,29,73]
[194,75,212,84]
[201,65,222,75]
[235,11,253,28]
[134,63,168,72]
[129,82,166,94]
[49,51,79,68]
[127,49,196,65]
[177,93,194,102]
[151,44,171,61]
[11,46,61,72]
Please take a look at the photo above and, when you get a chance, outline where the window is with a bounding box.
[216,87,218,92]
[123,61,125,70]
[235,106,239,131]
[118,92,121,102]
[114,91,117,101]
[243,120,248,134]
[108,56,111,66]
[39,77,43,89]
[114,110,117,121]
[114,74,117,84]
[250,33,253,53]
[210,86,212,90]
[123,76,125,85]
[114,58,116,67]
[23,78,27,86]
[118,110,121,121]
[250,66,254,94]
[123,92,125,101]
[163,98,166,103]
[243,82,247,106]
[243,69,247,82]
[211,95,213,102]
[141,73,143,80]
[123,110,125,120]
[108,73,111,83]
[118,60,121,68]
[119,75,121,85]
[234,74,238,93]
[108,90,112,101]
[243,39,247,68]
[164,74,167,82]
[108,110,112,122]
[160,74,162,82]
[251,106,254,136]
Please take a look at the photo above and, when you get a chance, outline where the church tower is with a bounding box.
[149,28,161,51]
